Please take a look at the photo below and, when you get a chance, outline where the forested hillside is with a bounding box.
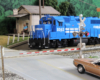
[0,0,99,35]
[0,0,36,20]
[58,0,99,17]
[93,0,100,7]
[0,0,99,20]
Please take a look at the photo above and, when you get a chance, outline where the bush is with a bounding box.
[0,17,16,35]
[0,27,8,35]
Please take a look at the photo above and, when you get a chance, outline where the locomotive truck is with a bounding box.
[29,15,100,48]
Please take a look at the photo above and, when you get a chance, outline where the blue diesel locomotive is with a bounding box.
[29,15,100,48]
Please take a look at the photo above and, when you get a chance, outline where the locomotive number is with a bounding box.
[57,28,64,32]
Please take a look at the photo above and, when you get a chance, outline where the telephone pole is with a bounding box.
[39,0,41,19]
[42,0,44,8]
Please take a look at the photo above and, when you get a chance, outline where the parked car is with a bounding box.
[73,58,100,77]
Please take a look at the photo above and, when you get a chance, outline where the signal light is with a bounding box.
[85,31,89,37]
[73,32,77,37]
[79,31,83,37]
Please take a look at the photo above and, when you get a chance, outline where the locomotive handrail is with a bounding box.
[42,31,45,45]
[48,30,51,43]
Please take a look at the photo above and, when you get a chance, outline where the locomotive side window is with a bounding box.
[48,21,52,24]
[58,22,62,26]
[43,21,47,24]
[61,22,62,26]
[53,20,56,25]
[40,21,42,24]
[43,21,52,24]
[59,22,60,26]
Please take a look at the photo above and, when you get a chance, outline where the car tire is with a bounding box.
[77,65,85,74]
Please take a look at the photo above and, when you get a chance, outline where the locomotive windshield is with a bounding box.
[43,20,52,24]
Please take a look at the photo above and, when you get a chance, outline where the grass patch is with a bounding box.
[89,56,99,58]
[0,35,29,47]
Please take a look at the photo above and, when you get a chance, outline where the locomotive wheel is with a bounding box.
[95,38,99,44]
[29,45,34,49]
[57,40,62,47]
[88,38,95,45]
[50,41,57,48]
[99,39,100,43]
[41,44,45,49]
[61,39,68,47]
[38,43,43,49]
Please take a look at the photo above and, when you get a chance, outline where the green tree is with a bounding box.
[58,1,69,15]
[0,5,5,16]
[93,0,100,7]
[70,0,98,17]
[34,0,59,10]
[44,0,58,9]
[5,10,13,17]
[0,17,16,34]
[67,3,76,16]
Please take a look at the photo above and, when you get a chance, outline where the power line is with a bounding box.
[78,0,97,8]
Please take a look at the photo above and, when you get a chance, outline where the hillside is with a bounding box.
[93,0,100,7]
[0,0,99,20]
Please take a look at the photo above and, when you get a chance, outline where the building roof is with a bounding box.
[19,5,60,15]
[8,14,28,17]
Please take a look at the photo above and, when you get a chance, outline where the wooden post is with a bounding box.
[42,0,44,8]
[7,36,10,45]
[17,33,19,42]
[39,0,41,19]
[1,46,5,80]
[12,34,15,43]
[28,34,30,45]
[23,32,25,40]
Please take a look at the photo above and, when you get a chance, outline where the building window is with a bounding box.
[28,16,30,20]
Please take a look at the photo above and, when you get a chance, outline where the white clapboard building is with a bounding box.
[8,5,60,34]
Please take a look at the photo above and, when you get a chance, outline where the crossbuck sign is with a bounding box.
[79,14,86,30]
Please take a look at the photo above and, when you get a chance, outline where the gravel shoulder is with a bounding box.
[0,67,26,80]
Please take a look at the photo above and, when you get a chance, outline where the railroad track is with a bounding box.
[56,45,100,58]
[2,44,100,59]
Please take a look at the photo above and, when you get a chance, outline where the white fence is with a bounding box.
[7,33,29,46]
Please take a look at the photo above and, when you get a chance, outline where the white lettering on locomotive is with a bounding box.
[93,25,100,29]
[65,28,79,33]
[57,28,64,32]
[35,28,43,30]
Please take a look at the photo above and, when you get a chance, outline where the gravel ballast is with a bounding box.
[0,67,26,80]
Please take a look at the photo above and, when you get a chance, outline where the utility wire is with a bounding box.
[78,0,97,8]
